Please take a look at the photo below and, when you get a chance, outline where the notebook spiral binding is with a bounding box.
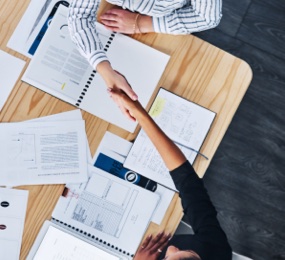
[75,32,117,107]
[51,216,133,258]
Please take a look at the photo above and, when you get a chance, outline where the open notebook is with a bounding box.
[124,88,216,190]
[22,5,170,132]
[27,165,159,259]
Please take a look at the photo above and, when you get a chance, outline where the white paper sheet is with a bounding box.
[22,5,170,132]
[0,120,88,186]
[52,165,159,257]
[92,131,175,225]
[0,187,29,260]
[28,109,92,164]
[33,225,120,260]
[124,88,216,190]
[0,50,25,111]
[7,0,70,57]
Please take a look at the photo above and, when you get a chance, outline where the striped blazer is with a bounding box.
[68,0,222,69]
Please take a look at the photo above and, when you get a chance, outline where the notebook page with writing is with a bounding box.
[124,88,216,190]
[51,165,159,258]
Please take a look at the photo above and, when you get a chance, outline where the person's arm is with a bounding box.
[100,0,222,35]
[68,0,107,69]
[110,91,232,258]
[68,0,138,119]
[109,90,186,170]
[152,0,223,35]
[101,9,154,33]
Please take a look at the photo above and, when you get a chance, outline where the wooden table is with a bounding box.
[0,0,252,259]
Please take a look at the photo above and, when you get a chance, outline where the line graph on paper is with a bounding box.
[9,133,36,166]
[72,174,137,238]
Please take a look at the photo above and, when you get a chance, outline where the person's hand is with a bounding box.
[100,8,153,34]
[133,232,171,260]
[109,88,145,121]
[101,9,138,34]
[97,61,138,121]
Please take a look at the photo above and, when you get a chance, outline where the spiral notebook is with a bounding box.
[124,88,216,190]
[22,5,170,132]
[27,165,159,259]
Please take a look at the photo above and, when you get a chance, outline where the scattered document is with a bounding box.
[49,165,159,258]
[0,50,25,111]
[31,223,120,260]
[22,5,170,132]
[0,187,29,260]
[0,120,88,186]
[93,131,175,225]
[7,0,70,57]
[124,88,216,190]
[28,109,92,164]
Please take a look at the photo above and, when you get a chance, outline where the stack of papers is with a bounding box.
[0,188,28,260]
[0,110,89,187]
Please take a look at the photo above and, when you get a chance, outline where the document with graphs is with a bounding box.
[124,88,216,190]
[0,119,87,187]
[45,165,159,259]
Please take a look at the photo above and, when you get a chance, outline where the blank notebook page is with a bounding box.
[33,225,120,260]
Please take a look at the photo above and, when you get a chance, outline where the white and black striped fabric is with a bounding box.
[68,0,222,69]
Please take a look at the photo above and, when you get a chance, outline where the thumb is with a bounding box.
[114,70,138,100]
[123,85,138,101]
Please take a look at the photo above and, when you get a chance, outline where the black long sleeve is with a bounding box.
[160,161,232,260]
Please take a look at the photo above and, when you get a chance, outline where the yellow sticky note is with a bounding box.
[149,96,166,118]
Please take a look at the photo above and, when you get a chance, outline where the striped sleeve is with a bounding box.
[68,0,109,69]
[152,0,222,34]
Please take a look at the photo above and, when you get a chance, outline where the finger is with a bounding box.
[103,8,121,15]
[115,98,136,122]
[125,109,136,122]
[147,231,164,250]
[101,19,118,27]
[120,84,138,101]
[140,234,152,250]
[115,71,138,100]
[151,233,171,253]
[101,13,118,21]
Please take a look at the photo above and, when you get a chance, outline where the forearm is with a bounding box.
[134,107,186,171]
[96,61,114,84]
[152,0,222,34]
[68,0,108,69]
[170,161,220,232]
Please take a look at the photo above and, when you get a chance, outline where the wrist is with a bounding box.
[134,106,151,124]
[136,15,153,33]
[96,61,116,87]
[96,61,113,76]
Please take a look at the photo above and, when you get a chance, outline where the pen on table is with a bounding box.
[173,140,209,160]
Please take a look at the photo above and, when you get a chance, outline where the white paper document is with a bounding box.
[28,109,92,164]
[92,131,175,225]
[0,188,29,260]
[33,225,120,260]
[51,165,159,257]
[22,5,170,132]
[0,120,88,186]
[0,50,25,111]
[7,0,70,57]
[124,88,216,190]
